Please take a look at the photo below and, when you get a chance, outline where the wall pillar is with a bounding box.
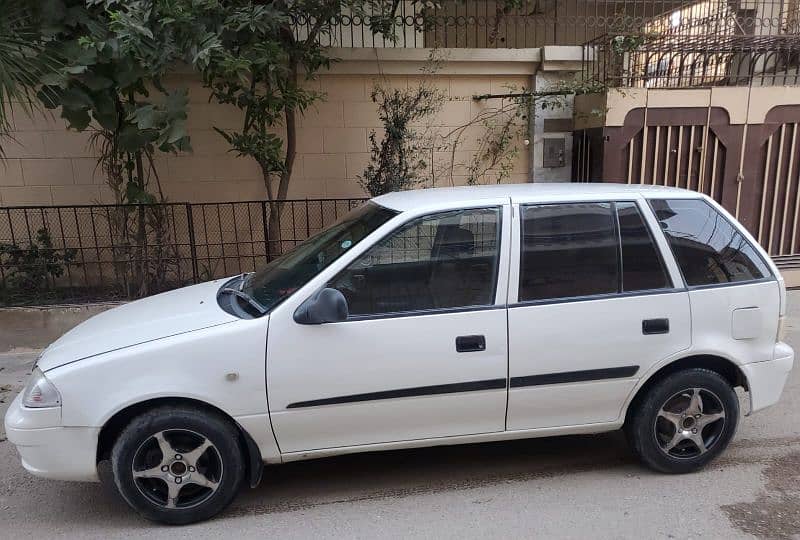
[531,46,588,183]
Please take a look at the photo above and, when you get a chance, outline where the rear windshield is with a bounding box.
[649,199,770,286]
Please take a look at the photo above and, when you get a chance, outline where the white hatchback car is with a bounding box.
[5,184,794,524]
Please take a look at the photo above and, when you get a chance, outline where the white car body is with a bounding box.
[5,183,795,483]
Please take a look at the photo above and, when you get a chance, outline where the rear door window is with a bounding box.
[649,198,770,286]
[617,202,671,291]
[519,202,619,301]
[519,201,673,302]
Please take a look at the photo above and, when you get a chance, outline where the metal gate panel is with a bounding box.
[624,124,726,203]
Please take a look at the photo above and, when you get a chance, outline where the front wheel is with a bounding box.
[626,368,740,474]
[111,405,245,525]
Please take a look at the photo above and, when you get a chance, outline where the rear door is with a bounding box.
[506,198,691,430]
[649,198,781,366]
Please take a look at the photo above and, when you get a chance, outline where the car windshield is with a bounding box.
[240,202,398,312]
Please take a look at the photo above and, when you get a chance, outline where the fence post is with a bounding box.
[261,201,270,261]
[186,203,199,284]
[305,199,311,236]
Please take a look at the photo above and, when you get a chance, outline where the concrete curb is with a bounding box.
[0,303,123,352]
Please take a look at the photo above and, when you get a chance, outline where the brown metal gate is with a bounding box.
[578,104,800,261]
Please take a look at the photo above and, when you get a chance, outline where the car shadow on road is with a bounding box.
[3,430,644,529]
[225,430,643,519]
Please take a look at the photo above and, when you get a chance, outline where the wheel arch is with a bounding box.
[96,396,263,488]
[624,354,748,424]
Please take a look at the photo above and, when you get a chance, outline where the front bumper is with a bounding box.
[742,342,795,414]
[4,393,100,482]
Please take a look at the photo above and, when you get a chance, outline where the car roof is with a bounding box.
[373,183,698,212]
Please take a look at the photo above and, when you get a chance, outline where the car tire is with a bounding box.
[625,368,739,474]
[110,404,245,525]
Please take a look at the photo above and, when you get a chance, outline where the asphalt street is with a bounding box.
[1,295,799,539]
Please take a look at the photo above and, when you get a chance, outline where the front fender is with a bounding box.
[46,316,280,463]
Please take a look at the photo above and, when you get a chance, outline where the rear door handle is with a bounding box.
[456,335,486,353]
[642,318,669,335]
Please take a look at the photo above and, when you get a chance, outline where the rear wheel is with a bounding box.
[111,405,245,525]
[626,368,739,474]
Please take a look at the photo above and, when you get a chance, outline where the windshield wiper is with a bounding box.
[219,287,267,315]
[238,271,254,291]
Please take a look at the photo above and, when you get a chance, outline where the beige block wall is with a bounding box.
[575,86,800,130]
[0,70,532,206]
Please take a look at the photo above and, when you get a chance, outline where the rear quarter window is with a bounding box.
[648,198,771,286]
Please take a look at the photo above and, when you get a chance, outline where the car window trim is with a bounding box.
[319,204,506,321]
[646,197,776,286]
[330,303,508,323]
[508,286,689,309]
[612,201,624,294]
[685,276,777,291]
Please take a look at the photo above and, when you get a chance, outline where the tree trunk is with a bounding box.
[134,150,148,297]
[262,165,283,260]
[264,58,300,260]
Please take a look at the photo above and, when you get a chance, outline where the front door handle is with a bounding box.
[642,318,669,335]
[456,335,486,352]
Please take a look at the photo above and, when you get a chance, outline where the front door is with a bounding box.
[267,204,511,453]
[506,199,691,430]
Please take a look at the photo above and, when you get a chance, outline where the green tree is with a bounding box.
[199,0,429,253]
[35,0,214,295]
[0,0,60,158]
[35,0,214,202]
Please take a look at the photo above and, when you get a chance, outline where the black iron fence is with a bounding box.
[584,33,800,88]
[293,0,799,49]
[0,199,367,307]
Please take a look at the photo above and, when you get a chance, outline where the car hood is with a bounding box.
[37,279,238,371]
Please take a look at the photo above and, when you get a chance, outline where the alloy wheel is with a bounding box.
[131,429,223,510]
[653,387,727,459]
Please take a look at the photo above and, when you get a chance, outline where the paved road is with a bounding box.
[2,297,800,539]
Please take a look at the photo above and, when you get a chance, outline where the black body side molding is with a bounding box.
[286,366,640,409]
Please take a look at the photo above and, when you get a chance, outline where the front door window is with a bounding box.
[328,207,502,316]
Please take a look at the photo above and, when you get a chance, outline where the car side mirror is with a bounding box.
[293,288,349,325]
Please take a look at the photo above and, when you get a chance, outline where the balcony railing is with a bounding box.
[583,33,800,88]
[292,0,800,49]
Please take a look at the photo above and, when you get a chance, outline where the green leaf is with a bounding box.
[61,107,91,130]
[164,90,189,120]
[92,93,118,130]
[60,40,98,66]
[112,59,144,90]
[64,65,88,75]
[131,104,157,130]
[213,127,233,144]
[40,72,69,87]
[36,86,63,109]
[59,86,94,109]
[163,118,187,144]
[118,124,147,153]
[81,73,114,91]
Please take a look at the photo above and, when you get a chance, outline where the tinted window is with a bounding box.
[520,203,618,301]
[329,207,501,316]
[617,202,671,291]
[649,199,770,286]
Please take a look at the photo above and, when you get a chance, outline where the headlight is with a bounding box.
[21,368,62,408]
